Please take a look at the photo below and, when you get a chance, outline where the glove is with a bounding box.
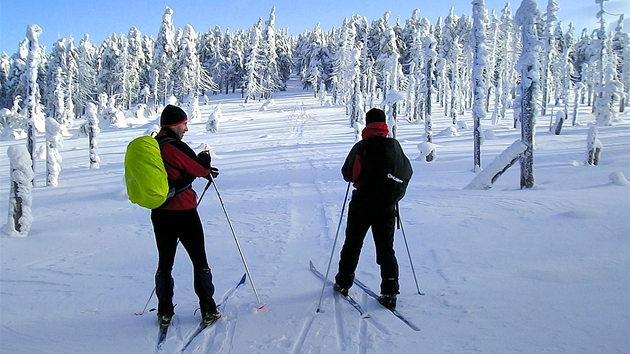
[197,150,211,169]
[204,167,220,180]
[210,166,219,178]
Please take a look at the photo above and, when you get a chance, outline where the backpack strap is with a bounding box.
[155,135,193,200]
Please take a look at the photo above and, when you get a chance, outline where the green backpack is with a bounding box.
[124,135,173,209]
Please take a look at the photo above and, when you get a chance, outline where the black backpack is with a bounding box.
[356,136,412,204]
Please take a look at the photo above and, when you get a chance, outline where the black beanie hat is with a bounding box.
[365,108,386,124]
[161,104,188,127]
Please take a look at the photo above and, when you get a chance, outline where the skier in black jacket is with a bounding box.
[334,108,413,310]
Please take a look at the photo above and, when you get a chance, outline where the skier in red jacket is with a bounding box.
[152,105,219,326]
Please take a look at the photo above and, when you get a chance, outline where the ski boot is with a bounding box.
[157,313,173,327]
[377,294,397,310]
[333,283,349,297]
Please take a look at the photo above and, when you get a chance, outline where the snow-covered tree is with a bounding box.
[492,4,519,125]
[440,9,464,123]
[540,0,561,116]
[3,144,34,237]
[122,27,143,109]
[45,117,64,186]
[43,38,67,120]
[0,53,12,109]
[23,25,44,183]
[152,7,177,105]
[206,104,222,133]
[515,0,543,189]
[586,125,602,165]
[611,15,629,112]
[221,29,246,94]
[75,34,98,117]
[173,24,215,103]
[259,7,281,95]
[593,0,624,126]
[97,34,123,103]
[199,26,224,94]
[6,41,29,114]
[244,18,266,102]
[465,140,527,189]
[594,66,624,126]
[471,0,489,171]
[572,82,585,125]
[275,28,294,89]
[422,35,438,162]
[188,96,201,123]
[84,102,100,169]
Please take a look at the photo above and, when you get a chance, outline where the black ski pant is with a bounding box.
[151,208,216,316]
[335,198,400,295]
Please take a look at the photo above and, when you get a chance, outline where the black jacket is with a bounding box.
[342,131,412,205]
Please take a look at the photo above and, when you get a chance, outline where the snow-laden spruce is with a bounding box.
[84,102,100,169]
[45,117,63,186]
[514,0,543,189]
[23,24,44,183]
[3,144,34,237]
[471,0,489,171]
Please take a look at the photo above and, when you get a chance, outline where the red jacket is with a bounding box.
[155,128,211,210]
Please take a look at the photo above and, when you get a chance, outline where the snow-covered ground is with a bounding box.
[1,80,629,353]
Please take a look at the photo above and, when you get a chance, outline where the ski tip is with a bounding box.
[361,313,371,319]
[309,260,315,269]
[239,273,247,285]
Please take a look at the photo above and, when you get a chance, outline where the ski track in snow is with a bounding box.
[333,293,349,351]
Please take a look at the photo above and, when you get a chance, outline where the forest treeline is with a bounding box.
[0,1,627,134]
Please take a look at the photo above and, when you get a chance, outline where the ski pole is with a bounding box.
[135,287,156,316]
[396,203,424,296]
[209,173,265,309]
[197,179,212,204]
[316,181,352,313]
[197,145,213,204]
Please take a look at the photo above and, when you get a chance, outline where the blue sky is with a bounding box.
[1,0,627,54]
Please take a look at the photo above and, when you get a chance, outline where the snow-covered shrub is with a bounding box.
[417,142,437,162]
[260,99,276,111]
[0,108,26,140]
[144,124,161,137]
[609,172,630,187]
[206,105,222,133]
[437,126,459,137]
[3,145,34,237]
[188,97,202,123]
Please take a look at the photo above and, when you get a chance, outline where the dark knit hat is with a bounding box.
[160,104,188,127]
[365,108,386,124]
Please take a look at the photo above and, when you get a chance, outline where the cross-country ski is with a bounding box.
[309,261,369,318]
[177,273,245,353]
[353,278,421,331]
